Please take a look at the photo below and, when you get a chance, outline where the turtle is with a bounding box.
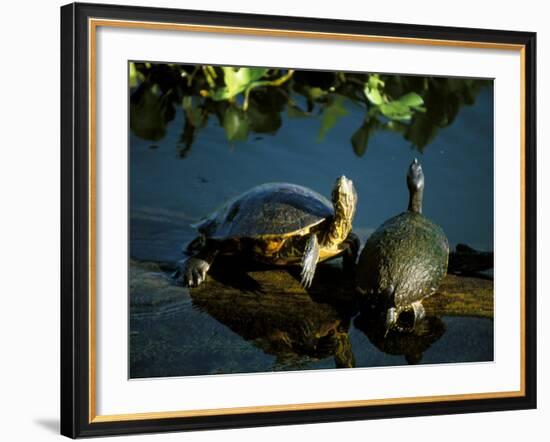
[182,176,359,288]
[356,159,449,333]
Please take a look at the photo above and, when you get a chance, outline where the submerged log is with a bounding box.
[195,256,493,319]
[130,258,492,368]
[425,273,493,319]
[131,257,493,319]
[448,244,494,276]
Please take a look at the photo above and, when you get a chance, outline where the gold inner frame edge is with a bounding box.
[87,18,527,424]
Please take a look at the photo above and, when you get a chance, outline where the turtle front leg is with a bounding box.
[342,232,360,273]
[183,245,219,287]
[385,307,398,337]
[300,234,320,289]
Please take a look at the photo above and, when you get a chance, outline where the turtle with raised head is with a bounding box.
[183,176,359,288]
[356,159,449,333]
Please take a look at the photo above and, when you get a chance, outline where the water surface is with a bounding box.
[129,87,494,378]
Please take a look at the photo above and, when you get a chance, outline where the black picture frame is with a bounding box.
[61,2,537,438]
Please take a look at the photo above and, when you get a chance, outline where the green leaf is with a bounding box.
[369,74,385,88]
[317,95,348,142]
[223,107,249,142]
[307,87,328,101]
[379,101,413,121]
[182,96,204,127]
[129,62,144,88]
[405,113,439,151]
[209,87,233,101]
[398,92,424,109]
[182,96,192,109]
[351,118,379,157]
[246,102,281,134]
[365,88,384,106]
[230,67,268,85]
[379,92,425,121]
[364,74,385,105]
[129,85,174,141]
[214,67,269,101]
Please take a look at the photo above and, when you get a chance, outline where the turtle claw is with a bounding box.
[184,257,210,287]
[191,268,203,286]
[385,307,397,337]
[300,234,320,289]
[410,301,426,327]
[300,266,315,289]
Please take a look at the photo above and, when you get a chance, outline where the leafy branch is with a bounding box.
[129,63,490,156]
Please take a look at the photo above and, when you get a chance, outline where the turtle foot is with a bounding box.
[342,232,360,274]
[411,301,426,325]
[183,257,211,287]
[385,307,397,337]
[300,265,315,289]
[392,302,426,333]
[300,234,320,289]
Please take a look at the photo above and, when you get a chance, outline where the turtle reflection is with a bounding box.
[354,307,446,365]
[189,264,355,370]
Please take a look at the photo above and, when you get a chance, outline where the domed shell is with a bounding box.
[194,183,334,240]
[357,211,449,308]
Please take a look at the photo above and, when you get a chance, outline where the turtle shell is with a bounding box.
[194,183,333,240]
[357,211,449,308]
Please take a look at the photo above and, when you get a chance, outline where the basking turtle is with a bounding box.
[183,176,359,288]
[357,159,449,332]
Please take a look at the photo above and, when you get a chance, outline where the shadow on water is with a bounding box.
[130,257,493,377]
[191,261,356,370]
[354,309,447,365]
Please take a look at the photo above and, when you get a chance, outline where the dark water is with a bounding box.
[129,88,494,378]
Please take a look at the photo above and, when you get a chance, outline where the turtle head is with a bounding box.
[407,158,424,213]
[332,175,357,221]
[407,158,424,192]
[326,176,357,245]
